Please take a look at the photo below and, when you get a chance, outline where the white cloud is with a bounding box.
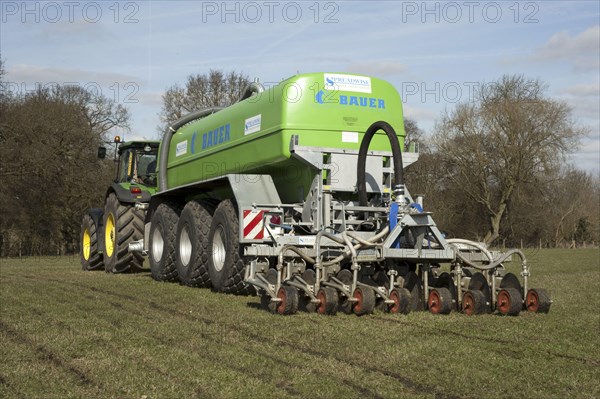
[561,83,600,97]
[532,25,600,70]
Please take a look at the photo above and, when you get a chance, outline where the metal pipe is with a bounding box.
[158,107,222,192]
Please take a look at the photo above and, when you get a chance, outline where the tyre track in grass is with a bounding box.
[77,281,461,398]
[8,278,306,398]
[373,316,600,368]
[24,275,441,398]
[0,320,109,396]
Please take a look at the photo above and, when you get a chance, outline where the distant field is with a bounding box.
[1,249,599,399]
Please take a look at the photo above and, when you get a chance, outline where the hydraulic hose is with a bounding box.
[238,81,265,102]
[158,107,222,192]
[357,121,404,208]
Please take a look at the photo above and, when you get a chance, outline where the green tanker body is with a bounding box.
[81,72,552,317]
[163,73,406,202]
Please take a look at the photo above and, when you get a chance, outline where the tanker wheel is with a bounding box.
[207,200,254,295]
[276,286,299,315]
[316,287,338,315]
[388,287,411,314]
[336,269,354,314]
[497,288,522,316]
[526,288,552,313]
[404,271,425,311]
[149,202,181,282]
[103,193,144,273]
[428,288,452,315]
[462,290,488,316]
[175,200,215,287]
[80,213,104,271]
[352,286,375,316]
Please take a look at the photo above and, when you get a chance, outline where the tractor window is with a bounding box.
[117,150,133,183]
[116,146,158,185]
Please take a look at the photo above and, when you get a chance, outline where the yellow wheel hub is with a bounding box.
[105,213,116,258]
[82,229,91,261]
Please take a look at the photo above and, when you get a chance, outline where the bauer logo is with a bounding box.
[176,140,187,157]
[324,73,372,93]
[244,114,261,135]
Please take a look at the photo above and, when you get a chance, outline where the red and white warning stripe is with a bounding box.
[243,209,265,240]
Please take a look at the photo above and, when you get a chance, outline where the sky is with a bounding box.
[1,0,599,173]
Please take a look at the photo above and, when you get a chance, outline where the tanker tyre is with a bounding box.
[80,213,104,271]
[207,200,254,295]
[149,202,182,282]
[175,200,215,287]
[103,193,144,273]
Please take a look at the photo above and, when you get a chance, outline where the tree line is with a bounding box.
[0,63,597,256]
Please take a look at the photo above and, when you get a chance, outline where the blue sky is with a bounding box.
[2,0,599,172]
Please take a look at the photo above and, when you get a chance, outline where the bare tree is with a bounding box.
[434,75,585,245]
[0,81,127,256]
[158,70,249,134]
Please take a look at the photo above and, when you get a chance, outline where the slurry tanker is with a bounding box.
[81,72,551,316]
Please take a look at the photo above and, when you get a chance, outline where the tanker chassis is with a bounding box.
[81,72,551,316]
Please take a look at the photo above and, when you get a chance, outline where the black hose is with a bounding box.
[357,121,404,208]
[238,81,265,102]
[158,107,223,192]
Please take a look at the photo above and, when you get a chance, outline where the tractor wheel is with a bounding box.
[462,290,488,316]
[352,286,375,316]
[497,288,522,316]
[175,200,215,287]
[316,287,338,315]
[276,286,299,315]
[388,287,411,314]
[103,193,144,273]
[404,271,425,311]
[207,200,253,295]
[526,288,552,313]
[149,202,181,282]
[80,213,104,271]
[428,288,452,314]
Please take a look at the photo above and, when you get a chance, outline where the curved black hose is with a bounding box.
[158,107,222,192]
[357,121,404,208]
[238,81,265,102]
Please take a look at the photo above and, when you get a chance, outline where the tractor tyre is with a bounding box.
[207,200,254,295]
[149,201,182,282]
[175,200,215,287]
[103,193,144,273]
[316,287,338,315]
[404,271,425,311]
[80,213,104,271]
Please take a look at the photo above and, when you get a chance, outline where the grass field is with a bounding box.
[1,249,599,399]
